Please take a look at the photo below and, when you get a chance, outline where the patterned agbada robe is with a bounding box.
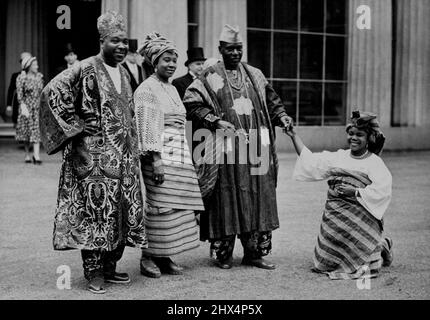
[183,61,288,240]
[40,54,147,251]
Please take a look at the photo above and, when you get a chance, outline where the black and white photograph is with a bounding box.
[0,0,429,309]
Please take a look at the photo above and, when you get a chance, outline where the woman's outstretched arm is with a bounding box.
[285,124,305,155]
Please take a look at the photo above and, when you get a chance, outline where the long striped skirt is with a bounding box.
[313,168,385,280]
[141,116,204,257]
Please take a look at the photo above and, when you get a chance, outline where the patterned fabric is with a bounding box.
[15,72,44,143]
[81,243,125,280]
[210,231,272,262]
[134,75,203,257]
[39,55,147,251]
[314,168,385,279]
[184,62,288,240]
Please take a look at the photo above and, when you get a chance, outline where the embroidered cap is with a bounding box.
[97,11,127,40]
[219,24,243,43]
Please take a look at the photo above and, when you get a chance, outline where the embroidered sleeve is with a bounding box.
[39,64,84,155]
[134,84,164,154]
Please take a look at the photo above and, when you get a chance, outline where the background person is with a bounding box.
[15,55,44,164]
[287,110,394,279]
[122,38,144,92]
[172,47,206,99]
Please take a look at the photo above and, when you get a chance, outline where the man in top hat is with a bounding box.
[172,47,206,99]
[183,24,292,270]
[40,11,147,294]
[122,39,144,92]
[55,43,79,76]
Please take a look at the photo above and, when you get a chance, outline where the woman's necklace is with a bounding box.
[152,74,182,108]
[350,150,369,159]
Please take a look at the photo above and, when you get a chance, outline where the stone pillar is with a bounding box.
[101,0,188,76]
[198,0,247,61]
[347,0,392,126]
[393,0,430,126]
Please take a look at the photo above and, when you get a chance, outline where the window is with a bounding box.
[247,0,348,125]
[188,0,199,49]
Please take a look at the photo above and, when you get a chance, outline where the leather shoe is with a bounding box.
[104,271,130,284]
[241,257,276,270]
[87,276,106,294]
[140,256,161,278]
[216,256,233,269]
[153,257,184,275]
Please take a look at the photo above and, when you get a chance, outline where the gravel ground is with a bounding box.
[0,140,429,300]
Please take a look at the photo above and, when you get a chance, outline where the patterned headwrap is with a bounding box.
[21,55,37,71]
[97,11,127,40]
[346,110,386,155]
[139,32,178,67]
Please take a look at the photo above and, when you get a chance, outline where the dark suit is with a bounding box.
[172,73,194,100]
[122,62,144,92]
[6,71,21,125]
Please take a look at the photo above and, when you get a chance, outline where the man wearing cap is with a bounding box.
[55,43,79,76]
[122,39,144,92]
[39,11,147,294]
[184,24,292,270]
[172,47,206,99]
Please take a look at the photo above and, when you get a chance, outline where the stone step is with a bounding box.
[0,123,15,138]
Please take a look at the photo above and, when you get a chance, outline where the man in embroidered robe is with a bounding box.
[183,24,292,270]
[39,11,147,294]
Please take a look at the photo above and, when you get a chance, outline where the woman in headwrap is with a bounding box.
[286,111,393,280]
[15,55,44,164]
[134,32,204,277]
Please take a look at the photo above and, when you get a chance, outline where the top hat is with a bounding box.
[185,47,206,66]
[63,43,76,57]
[128,39,138,53]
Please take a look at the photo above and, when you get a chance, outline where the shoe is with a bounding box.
[87,276,106,294]
[153,257,184,275]
[25,156,31,163]
[140,256,161,278]
[241,257,276,270]
[215,256,233,269]
[104,272,130,284]
[381,237,394,267]
[32,156,42,165]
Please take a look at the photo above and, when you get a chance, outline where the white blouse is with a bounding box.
[292,147,392,220]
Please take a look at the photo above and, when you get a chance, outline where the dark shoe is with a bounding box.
[382,237,394,267]
[153,257,184,275]
[104,272,130,284]
[140,256,161,278]
[32,156,42,165]
[215,256,233,269]
[87,276,106,294]
[241,257,276,270]
[25,156,31,163]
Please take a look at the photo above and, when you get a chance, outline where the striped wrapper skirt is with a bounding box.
[313,168,385,280]
[141,115,205,257]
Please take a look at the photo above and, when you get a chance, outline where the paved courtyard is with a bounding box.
[0,139,429,300]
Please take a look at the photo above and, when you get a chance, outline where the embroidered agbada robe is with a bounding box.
[40,55,147,251]
[183,62,288,240]
[293,147,392,279]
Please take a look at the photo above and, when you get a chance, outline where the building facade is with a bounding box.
[1,0,429,151]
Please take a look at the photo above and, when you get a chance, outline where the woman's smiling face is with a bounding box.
[347,126,369,154]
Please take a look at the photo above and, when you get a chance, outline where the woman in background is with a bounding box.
[286,111,393,280]
[15,55,44,164]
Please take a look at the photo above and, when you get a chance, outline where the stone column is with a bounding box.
[347,0,392,126]
[198,0,247,61]
[392,0,430,126]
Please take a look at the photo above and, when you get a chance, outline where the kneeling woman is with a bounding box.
[286,111,393,279]
[134,32,204,277]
